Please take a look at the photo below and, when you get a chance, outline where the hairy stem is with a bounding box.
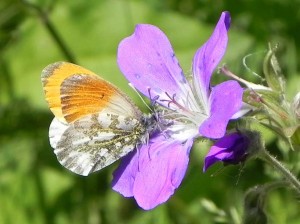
[258,148,300,194]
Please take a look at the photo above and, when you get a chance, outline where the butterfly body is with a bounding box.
[42,62,156,176]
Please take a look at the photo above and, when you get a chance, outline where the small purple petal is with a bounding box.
[117,24,187,107]
[192,12,231,103]
[199,80,243,138]
[134,135,193,210]
[112,150,138,197]
[204,132,250,171]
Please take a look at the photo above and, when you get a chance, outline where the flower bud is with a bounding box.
[243,186,268,224]
[203,130,262,171]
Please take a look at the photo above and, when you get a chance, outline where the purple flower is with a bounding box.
[203,132,251,171]
[112,12,244,210]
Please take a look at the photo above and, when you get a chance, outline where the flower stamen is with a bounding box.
[160,92,189,112]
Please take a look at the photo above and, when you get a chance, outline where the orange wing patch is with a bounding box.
[41,62,98,123]
[60,74,118,123]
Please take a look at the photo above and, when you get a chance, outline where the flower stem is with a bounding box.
[258,148,300,194]
[22,0,77,63]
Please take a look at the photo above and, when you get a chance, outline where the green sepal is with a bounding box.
[263,44,286,93]
[289,126,300,150]
[243,89,290,126]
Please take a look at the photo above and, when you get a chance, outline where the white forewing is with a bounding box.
[105,94,142,119]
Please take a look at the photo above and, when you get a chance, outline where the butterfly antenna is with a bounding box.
[128,83,153,112]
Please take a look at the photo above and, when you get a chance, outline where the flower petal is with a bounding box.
[199,80,243,138]
[117,24,191,109]
[112,150,138,197]
[133,135,193,210]
[192,12,231,108]
[203,132,250,171]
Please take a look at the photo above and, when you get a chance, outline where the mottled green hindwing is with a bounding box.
[50,112,145,176]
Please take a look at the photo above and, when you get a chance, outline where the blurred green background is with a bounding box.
[0,0,300,223]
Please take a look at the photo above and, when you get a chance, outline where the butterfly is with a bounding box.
[41,62,157,176]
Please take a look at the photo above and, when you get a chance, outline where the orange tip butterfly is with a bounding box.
[41,62,157,176]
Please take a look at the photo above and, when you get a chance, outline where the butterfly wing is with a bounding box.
[42,62,97,123]
[42,62,145,175]
[50,113,144,176]
[41,62,142,123]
